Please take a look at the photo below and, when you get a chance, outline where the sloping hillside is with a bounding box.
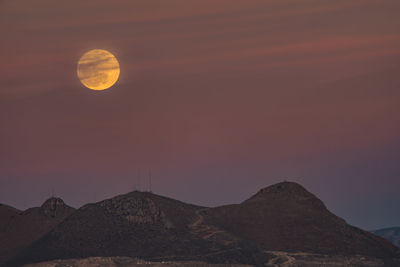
[0,198,75,265]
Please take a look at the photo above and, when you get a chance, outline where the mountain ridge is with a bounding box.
[9,190,265,266]
[3,181,400,266]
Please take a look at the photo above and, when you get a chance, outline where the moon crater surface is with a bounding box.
[77,49,120,90]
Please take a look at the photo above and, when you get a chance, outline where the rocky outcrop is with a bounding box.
[40,198,74,218]
[99,192,173,227]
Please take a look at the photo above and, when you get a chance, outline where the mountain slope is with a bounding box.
[10,191,265,266]
[203,182,399,258]
[372,227,400,248]
[0,204,20,231]
[0,198,75,265]
[6,182,400,266]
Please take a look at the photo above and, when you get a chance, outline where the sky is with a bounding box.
[1,0,399,230]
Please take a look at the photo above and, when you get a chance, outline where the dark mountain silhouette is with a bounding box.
[8,192,266,266]
[0,204,22,264]
[0,204,20,231]
[4,182,400,266]
[203,182,399,258]
[372,227,400,248]
[0,198,75,265]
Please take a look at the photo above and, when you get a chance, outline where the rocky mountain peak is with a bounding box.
[40,197,74,218]
[260,181,309,194]
[98,191,173,227]
[243,181,328,213]
[245,181,317,201]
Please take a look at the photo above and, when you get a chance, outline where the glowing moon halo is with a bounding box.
[77,49,120,90]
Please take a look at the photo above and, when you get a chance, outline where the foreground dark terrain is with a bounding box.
[1,182,399,266]
[21,254,399,267]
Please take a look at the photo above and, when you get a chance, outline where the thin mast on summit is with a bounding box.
[148,169,152,193]
[138,168,142,191]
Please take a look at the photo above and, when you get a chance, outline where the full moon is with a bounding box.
[77,49,120,90]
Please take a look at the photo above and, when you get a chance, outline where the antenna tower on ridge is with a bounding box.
[148,169,152,193]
